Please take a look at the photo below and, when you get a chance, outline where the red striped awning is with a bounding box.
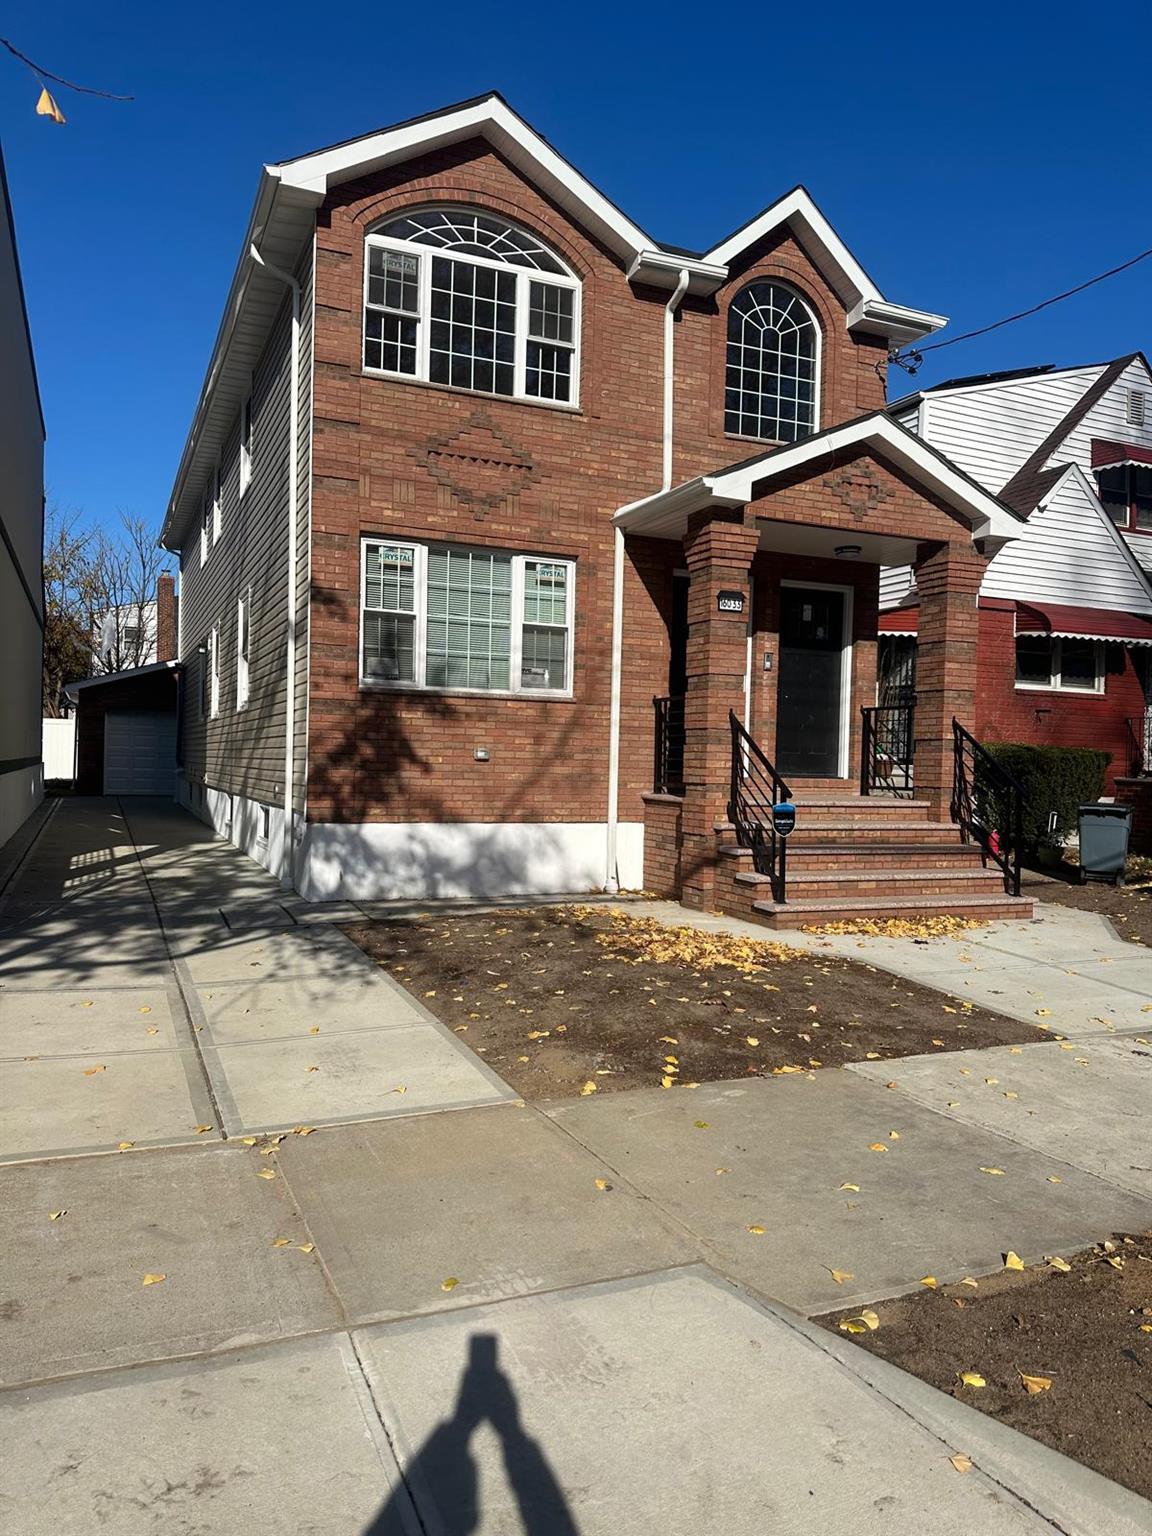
[878,606,917,635]
[1091,438,1152,471]
[1015,601,1152,646]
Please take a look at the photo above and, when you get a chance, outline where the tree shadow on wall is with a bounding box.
[303,585,599,902]
[364,1334,580,1536]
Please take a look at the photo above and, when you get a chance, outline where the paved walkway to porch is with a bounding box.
[2,801,1151,1533]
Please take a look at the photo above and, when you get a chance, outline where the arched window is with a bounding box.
[363,208,580,404]
[724,281,819,442]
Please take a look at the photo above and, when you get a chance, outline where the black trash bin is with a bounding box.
[1078,803,1132,886]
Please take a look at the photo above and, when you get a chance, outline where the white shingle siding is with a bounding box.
[879,565,915,609]
[979,467,1152,613]
[913,367,1103,492]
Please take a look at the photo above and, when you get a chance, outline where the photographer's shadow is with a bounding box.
[365,1333,580,1536]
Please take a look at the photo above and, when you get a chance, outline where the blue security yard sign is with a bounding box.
[771,802,796,838]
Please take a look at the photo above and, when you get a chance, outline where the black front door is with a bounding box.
[775,586,846,778]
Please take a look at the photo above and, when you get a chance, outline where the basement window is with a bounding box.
[360,539,574,696]
[1015,635,1104,693]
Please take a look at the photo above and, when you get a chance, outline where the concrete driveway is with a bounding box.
[0,798,512,1162]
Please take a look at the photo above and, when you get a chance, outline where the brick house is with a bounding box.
[162,93,1034,925]
[884,358,1152,790]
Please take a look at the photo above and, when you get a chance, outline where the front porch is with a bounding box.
[621,414,1034,927]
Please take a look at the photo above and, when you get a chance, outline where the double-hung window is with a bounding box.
[211,466,222,544]
[236,589,251,710]
[1095,464,1152,530]
[199,492,210,567]
[204,626,220,718]
[1015,635,1104,693]
[361,539,573,695]
[363,208,580,405]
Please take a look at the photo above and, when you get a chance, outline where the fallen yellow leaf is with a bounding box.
[48,1209,66,1221]
[309,1025,320,1034]
[441,1276,459,1291]
[1046,1175,1062,1184]
[980,1167,1006,1176]
[659,1036,679,1045]
[241,1136,258,1146]
[960,1276,979,1288]
[194,1124,213,1135]
[1046,1256,1071,1272]
[146,1027,159,1036]
[594,1178,611,1191]
[82,1064,106,1076]
[1004,1251,1025,1271]
[257,1168,277,1180]
[660,1075,675,1089]
[1020,1373,1052,1395]
[838,1308,879,1334]
[828,1268,853,1285]
[888,1130,900,1140]
[117,1141,134,1151]
[272,1237,292,1247]
[579,1081,598,1096]
[839,1182,860,1192]
[141,1273,166,1286]
[139,1006,152,1014]
[745,1036,760,1046]
[920,1276,937,1288]
[869,1143,888,1153]
[297,1243,315,1254]
[747,1224,766,1235]
[694,1120,709,1129]
[958,1371,986,1389]
[292,1126,315,1136]
[950,1453,973,1474]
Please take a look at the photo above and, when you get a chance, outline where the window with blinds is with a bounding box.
[360,540,573,695]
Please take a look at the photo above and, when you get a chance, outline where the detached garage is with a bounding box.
[68,662,181,796]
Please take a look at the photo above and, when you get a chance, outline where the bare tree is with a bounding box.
[41,505,170,714]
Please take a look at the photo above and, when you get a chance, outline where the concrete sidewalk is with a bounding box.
[2,800,1152,1534]
[0,799,511,1161]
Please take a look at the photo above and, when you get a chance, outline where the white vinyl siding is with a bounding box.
[913,366,1103,492]
[1058,358,1152,472]
[879,565,916,610]
[360,539,574,696]
[980,467,1152,614]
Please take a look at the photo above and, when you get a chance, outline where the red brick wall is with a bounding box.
[1115,779,1152,854]
[641,792,683,895]
[305,142,919,828]
[975,604,1145,792]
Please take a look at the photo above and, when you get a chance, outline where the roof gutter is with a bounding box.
[248,242,302,893]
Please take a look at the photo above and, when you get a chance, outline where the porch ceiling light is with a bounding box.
[834,544,863,558]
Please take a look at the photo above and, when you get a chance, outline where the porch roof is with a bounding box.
[614,413,1024,547]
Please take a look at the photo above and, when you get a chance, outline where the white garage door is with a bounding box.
[103,711,177,796]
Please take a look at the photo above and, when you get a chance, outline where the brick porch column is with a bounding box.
[680,511,759,908]
[913,541,986,821]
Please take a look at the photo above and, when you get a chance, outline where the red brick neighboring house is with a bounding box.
[160,93,1034,925]
[885,359,1152,793]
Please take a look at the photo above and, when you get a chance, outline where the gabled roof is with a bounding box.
[164,94,947,547]
[615,412,1023,545]
[889,353,1152,417]
[996,354,1143,510]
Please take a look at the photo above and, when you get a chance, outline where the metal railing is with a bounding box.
[951,718,1024,897]
[860,704,915,798]
[652,695,686,795]
[728,710,792,903]
[1125,710,1152,776]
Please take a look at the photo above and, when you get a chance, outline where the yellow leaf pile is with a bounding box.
[801,915,986,939]
[564,906,798,975]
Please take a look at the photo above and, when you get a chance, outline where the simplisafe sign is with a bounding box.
[717,589,746,614]
[771,802,797,838]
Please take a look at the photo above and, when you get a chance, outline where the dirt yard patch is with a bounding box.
[344,906,1041,1103]
[819,1233,1152,1502]
[1023,855,1152,948]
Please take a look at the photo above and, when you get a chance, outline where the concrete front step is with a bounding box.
[736,866,1008,901]
[748,891,1034,929]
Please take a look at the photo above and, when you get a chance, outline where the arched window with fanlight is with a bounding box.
[724,281,819,442]
[362,208,580,405]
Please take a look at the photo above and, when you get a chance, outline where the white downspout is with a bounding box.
[249,243,300,891]
[604,266,691,893]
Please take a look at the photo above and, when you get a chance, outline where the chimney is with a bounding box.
[156,573,177,662]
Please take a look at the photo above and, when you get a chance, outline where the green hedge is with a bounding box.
[980,742,1110,848]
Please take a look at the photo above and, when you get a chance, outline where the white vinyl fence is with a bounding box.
[42,717,77,780]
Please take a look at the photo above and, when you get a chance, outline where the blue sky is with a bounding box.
[3,0,1150,535]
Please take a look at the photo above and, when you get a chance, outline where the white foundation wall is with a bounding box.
[296,820,645,902]
[176,773,288,881]
[0,764,43,853]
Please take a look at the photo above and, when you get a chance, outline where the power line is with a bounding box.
[0,36,133,100]
[893,241,1152,374]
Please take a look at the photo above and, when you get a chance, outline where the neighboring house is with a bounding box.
[0,142,46,851]
[161,92,1036,926]
[96,598,157,671]
[885,357,1152,785]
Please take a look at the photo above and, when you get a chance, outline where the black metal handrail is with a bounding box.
[728,710,792,902]
[653,695,686,795]
[951,718,1024,897]
[860,704,915,798]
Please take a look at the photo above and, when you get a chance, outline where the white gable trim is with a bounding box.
[616,414,1022,545]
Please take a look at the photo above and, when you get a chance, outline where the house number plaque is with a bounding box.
[717,589,746,614]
